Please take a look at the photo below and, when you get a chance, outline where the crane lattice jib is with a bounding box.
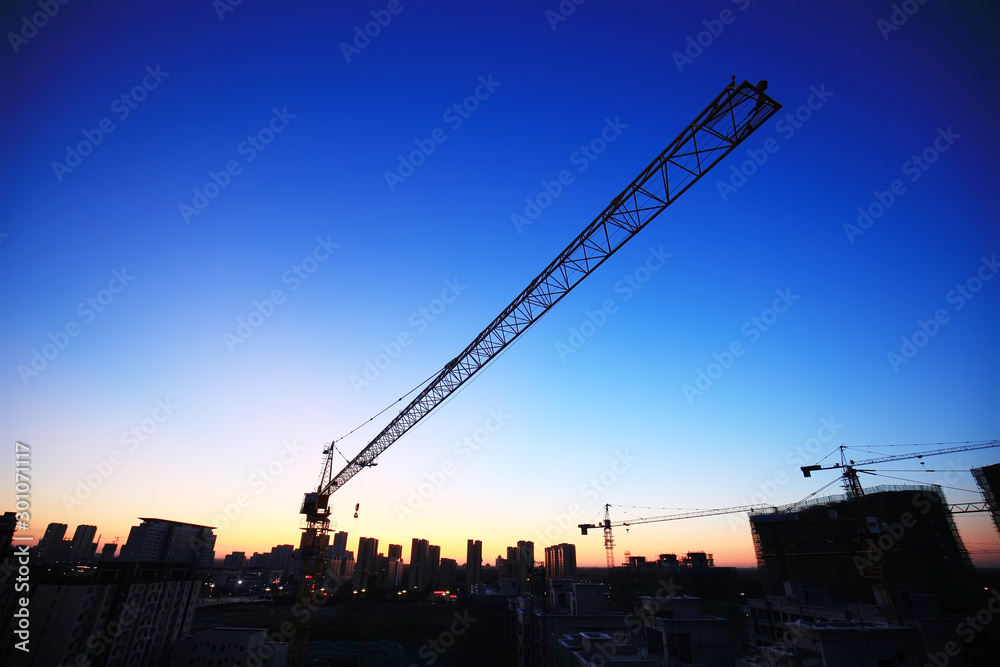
[319,80,781,497]
[578,504,765,534]
[611,504,765,528]
[802,440,1000,476]
[845,440,1000,467]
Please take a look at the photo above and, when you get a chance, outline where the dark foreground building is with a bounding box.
[750,485,978,614]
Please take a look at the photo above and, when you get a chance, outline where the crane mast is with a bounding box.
[288,78,781,666]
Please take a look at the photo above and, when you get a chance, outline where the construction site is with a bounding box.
[4,2,999,666]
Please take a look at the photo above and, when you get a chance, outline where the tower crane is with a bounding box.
[798,440,998,624]
[287,78,781,667]
[578,503,773,572]
[800,440,1000,498]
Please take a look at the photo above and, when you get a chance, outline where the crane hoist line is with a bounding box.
[288,77,781,666]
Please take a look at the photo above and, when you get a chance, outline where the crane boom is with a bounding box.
[578,503,770,570]
[800,440,1000,477]
[318,79,780,497]
[579,503,765,533]
[289,78,781,667]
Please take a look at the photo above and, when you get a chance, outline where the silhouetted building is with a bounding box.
[37,522,67,563]
[382,544,403,590]
[517,540,534,589]
[328,552,354,586]
[0,513,16,561]
[119,518,215,568]
[269,544,294,577]
[428,544,441,588]
[545,543,577,580]
[10,561,200,666]
[386,555,402,589]
[749,485,978,612]
[467,539,483,584]
[353,536,378,590]
[408,538,429,591]
[100,542,118,561]
[743,579,951,666]
[438,558,457,592]
[223,551,246,568]
[972,462,1000,538]
[331,530,348,558]
[637,595,737,665]
[506,546,519,578]
[513,582,627,666]
[68,524,98,562]
[609,549,740,610]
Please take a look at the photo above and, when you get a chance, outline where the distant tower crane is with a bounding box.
[799,439,999,624]
[800,440,1000,498]
[287,78,781,667]
[578,503,772,572]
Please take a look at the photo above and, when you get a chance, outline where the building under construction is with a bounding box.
[749,484,978,614]
[972,462,1000,538]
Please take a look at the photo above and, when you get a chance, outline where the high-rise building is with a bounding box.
[972,462,1000,538]
[332,531,349,558]
[506,545,519,578]
[439,558,457,592]
[428,544,441,589]
[545,543,577,579]
[387,556,403,589]
[14,560,201,664]
[270,544,295,577]
[408,538,429,591]
[68,525,98,562]
[223,551,246,568]
[354,537,379,590]
[328,550,354,585]
[467,539,483,584]
[100,542,118,561]
[386,544,403,590]
[118,518,215,569]
[37,523,67,563]
[517,540,534,589]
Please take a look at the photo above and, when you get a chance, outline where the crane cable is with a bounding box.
[330,317,527,456]
[867,472,976,494]
[332,364,444,445]
[783,476,843,511]
[843,440,990,449]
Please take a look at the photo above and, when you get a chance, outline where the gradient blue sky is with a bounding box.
[2,0,998,568]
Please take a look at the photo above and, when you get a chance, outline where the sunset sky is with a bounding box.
[2,0,999,568]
